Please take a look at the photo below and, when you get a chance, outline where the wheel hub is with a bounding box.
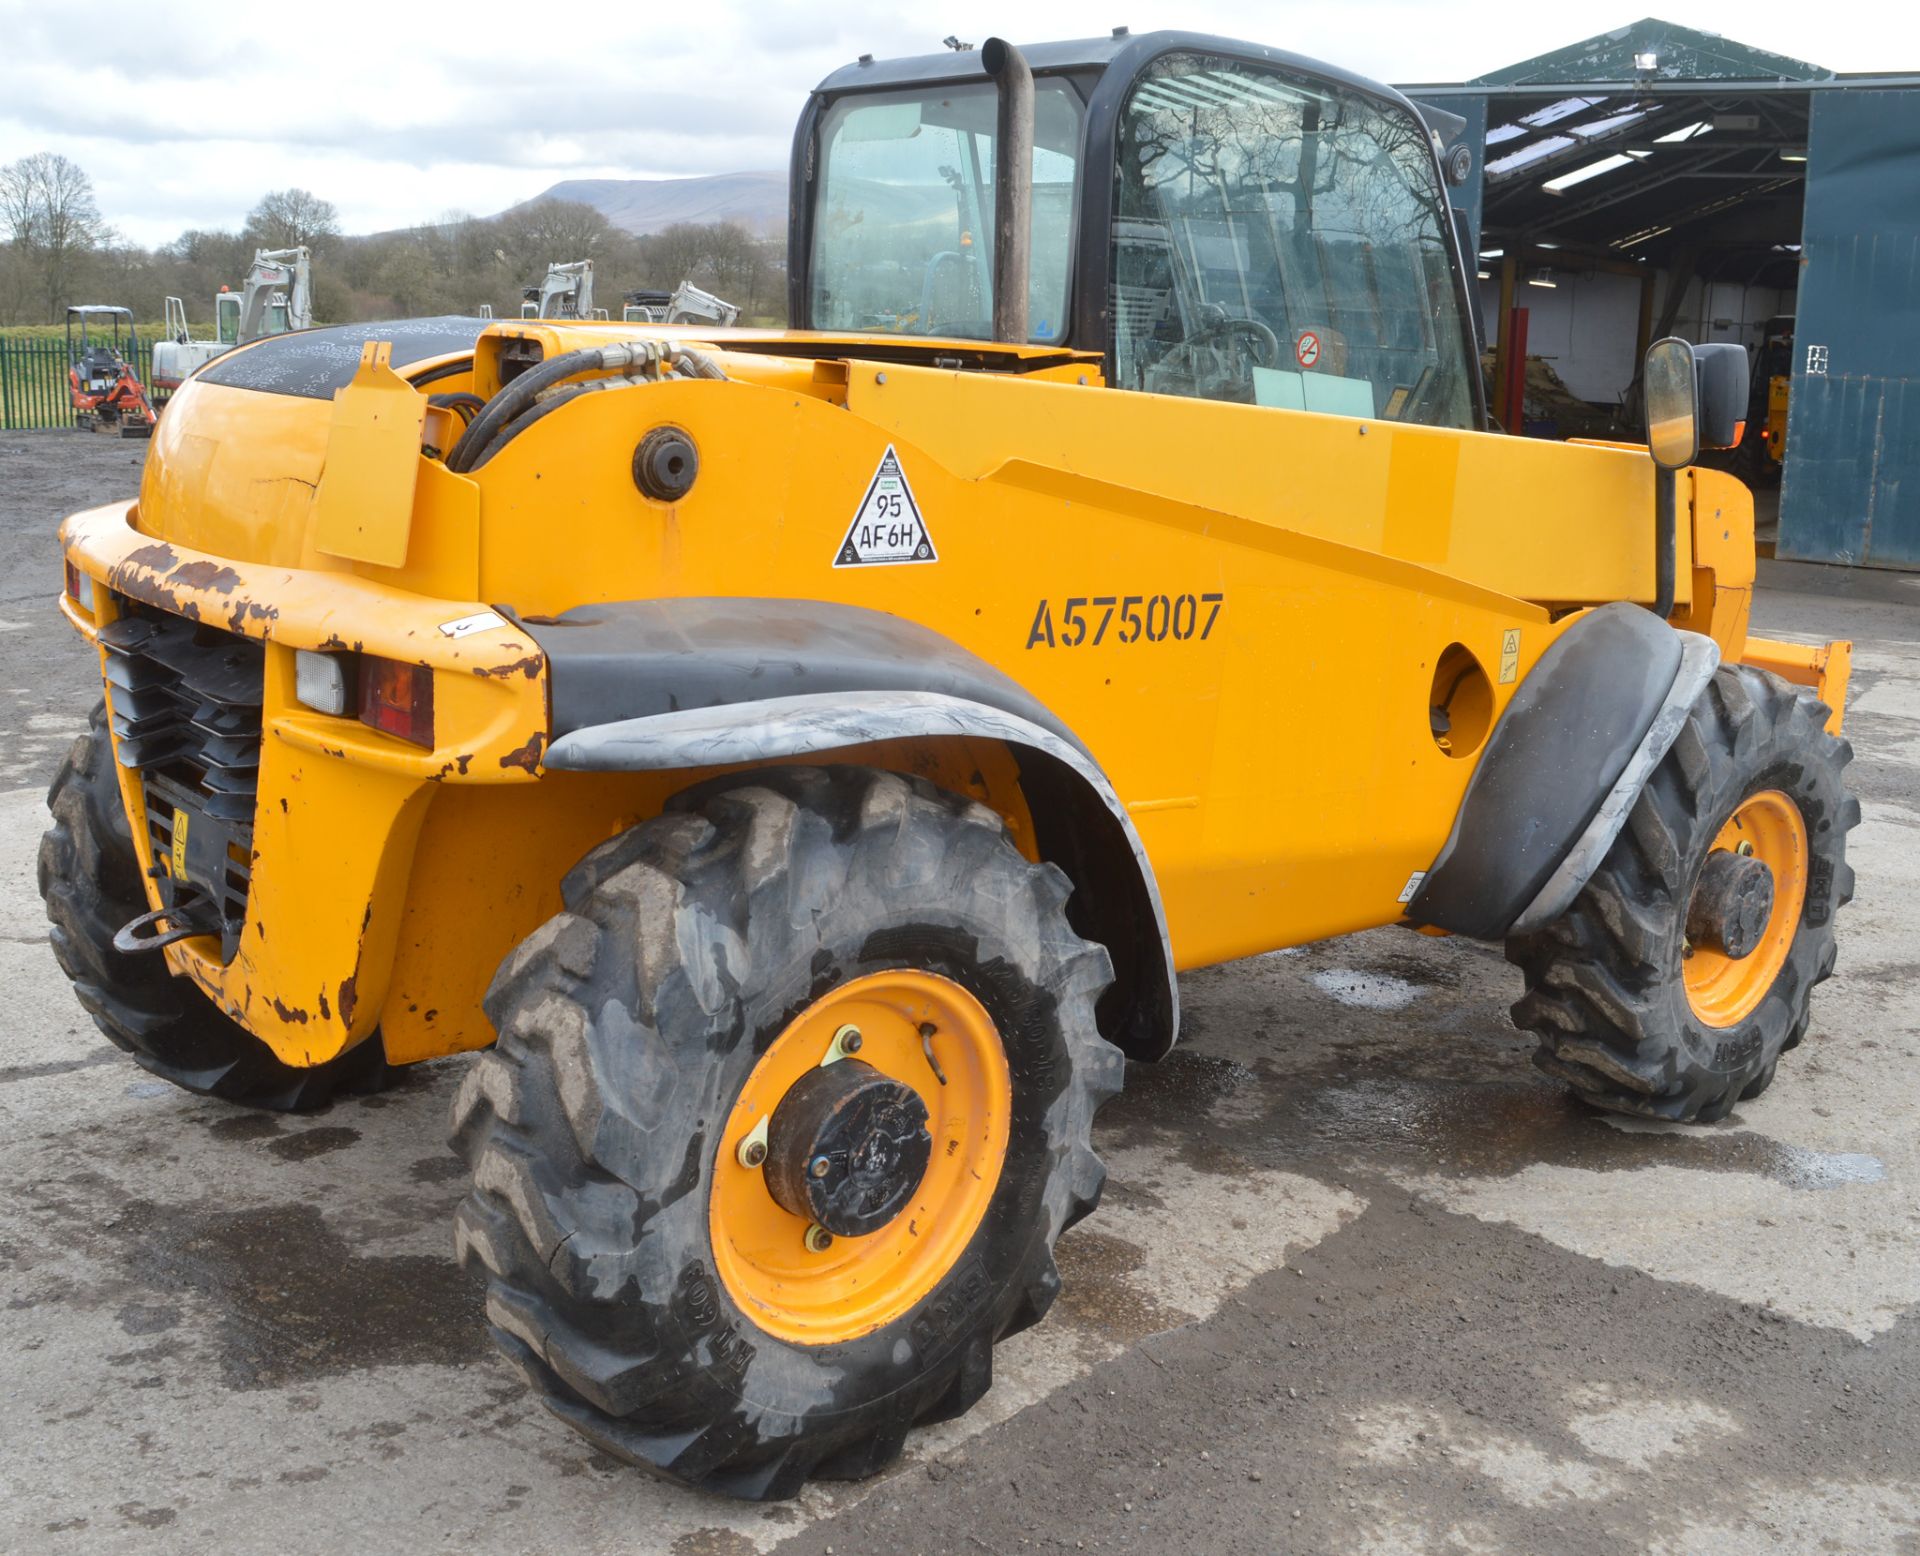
[1687,849,1776,960]
[765,1059,932,1237]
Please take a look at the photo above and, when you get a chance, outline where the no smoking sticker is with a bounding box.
[1295,330,1322,370]
[833,445,937,568]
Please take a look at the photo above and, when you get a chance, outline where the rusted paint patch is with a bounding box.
[226,598,280,635]
[318,989,332,1022]
[338,975,359,1028]
[498,731,545,773]
[472,653,545,681]
[123,542,178,571]
[270,997,310,1026]
[170,560,244,594]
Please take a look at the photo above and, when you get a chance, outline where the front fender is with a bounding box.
[1408,602,1720,941]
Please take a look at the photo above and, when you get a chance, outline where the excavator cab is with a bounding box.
[789,30,1482,426]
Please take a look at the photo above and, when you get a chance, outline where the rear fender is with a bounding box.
[526,600,1176,1060]
[1408,602,1720,940]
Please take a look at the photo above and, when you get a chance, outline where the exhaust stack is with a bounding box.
[982,37,1033,344]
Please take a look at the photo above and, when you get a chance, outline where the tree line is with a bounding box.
[0,152,787,329]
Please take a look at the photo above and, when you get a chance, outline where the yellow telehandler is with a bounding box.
[45,31,1854,1499]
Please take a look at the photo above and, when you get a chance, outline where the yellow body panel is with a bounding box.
[310,341,427,567]
[58,322,1842,1070]
[1742,636,1852,735]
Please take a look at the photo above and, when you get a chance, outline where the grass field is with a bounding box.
[0,322,168,343]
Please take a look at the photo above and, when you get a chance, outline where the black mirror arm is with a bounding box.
[1652,467,1677,621]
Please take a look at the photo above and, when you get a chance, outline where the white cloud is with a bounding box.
[0,0,1900,246]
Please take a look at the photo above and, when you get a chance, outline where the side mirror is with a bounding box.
[1644,337,1699,470]
[1692,342,1749,450]
[1645,336,1752,468]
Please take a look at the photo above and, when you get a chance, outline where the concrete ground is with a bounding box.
[1,429,1916,1555]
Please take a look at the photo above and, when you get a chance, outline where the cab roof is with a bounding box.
[809,28,1429,125]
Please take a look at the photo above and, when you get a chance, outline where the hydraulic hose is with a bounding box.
[462,346,728,473]
[445,340,699,472]
[429,391,486,424]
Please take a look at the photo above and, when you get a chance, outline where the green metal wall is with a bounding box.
[1779,90,1920,569]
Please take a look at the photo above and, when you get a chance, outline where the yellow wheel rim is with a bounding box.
[710,970,1011,1346]
[1685,790,1808,1028]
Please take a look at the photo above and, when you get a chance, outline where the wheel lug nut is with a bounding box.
[810,1155,832,1179]
[735,1117,770,1169]
[804,1224,834,1253]
[1735,840,1755,857]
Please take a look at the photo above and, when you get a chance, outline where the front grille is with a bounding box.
[98,608,264,960]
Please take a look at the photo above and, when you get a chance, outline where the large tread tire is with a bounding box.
[450,765,1123,1499]
[1507,665,1857,1123]
[38,703,389,1111]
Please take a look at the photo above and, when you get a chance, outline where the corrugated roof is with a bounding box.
[1471,18,1832,87]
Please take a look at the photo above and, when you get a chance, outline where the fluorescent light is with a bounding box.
[1634,51,1660,70]
[1781,148,1808,162]
[1479,247,1504,258]
[1528,268,1557,289]
[1477,269,1491,280]
[1542,153,1638,192]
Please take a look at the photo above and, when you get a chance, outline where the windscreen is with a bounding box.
[1113,53,1475,428]
[809,80,1083,342]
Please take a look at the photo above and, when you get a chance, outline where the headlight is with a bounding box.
[294,649,352,716]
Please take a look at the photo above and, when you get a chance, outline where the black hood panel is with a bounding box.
[195,317,490,399]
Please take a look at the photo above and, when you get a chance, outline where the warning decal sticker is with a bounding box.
[833,445,937,568]
[1294,330,1322,370]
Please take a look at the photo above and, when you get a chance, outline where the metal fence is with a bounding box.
[0,336,158,431]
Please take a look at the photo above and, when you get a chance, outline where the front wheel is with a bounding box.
[1508,665,1857,1122]
[450,766,1121,1498]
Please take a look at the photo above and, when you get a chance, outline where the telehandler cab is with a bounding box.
[45,30,1855,1499]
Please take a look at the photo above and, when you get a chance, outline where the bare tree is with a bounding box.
[0,152,106,318]
[498,199,613,282]
[245,188,341,250]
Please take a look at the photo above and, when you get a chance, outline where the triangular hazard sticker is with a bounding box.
[833,445,937,567]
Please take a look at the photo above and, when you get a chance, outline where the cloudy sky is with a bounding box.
[0,1,1908,246]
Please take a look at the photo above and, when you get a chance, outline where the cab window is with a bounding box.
[1112,53,1474,428]
[810,80,1082,342]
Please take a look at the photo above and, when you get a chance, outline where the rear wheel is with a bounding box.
[38,703,389,1111]
[1508,666,1856,1122]
[450,765,1121,1499]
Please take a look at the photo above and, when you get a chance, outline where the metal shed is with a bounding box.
[1405,19,1920,569]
